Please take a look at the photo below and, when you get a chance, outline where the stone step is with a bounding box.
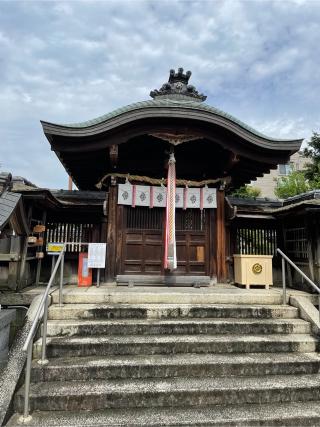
[8,401,320,426]
[14,373,320,412]
[52,290,283,305]
[34,334,318,358]
[31,352,320,383]
[48,303,299,320]
[45,317,311,337]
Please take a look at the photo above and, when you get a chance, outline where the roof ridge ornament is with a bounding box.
[150,68,207,102]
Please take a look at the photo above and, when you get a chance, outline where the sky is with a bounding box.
[0,0,319,189]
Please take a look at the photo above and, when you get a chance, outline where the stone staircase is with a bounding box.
[8,297,320,426]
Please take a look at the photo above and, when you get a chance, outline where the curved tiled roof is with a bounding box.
[47,98,301,144]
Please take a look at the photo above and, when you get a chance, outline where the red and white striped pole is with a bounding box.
[164,151,177,271]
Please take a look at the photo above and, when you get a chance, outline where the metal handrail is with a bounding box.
[20,245,65,423]
[277,248,320,319]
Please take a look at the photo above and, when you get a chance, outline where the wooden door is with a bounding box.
[175,210,209,275]
[122,207,164,274]
[121,207,210,276]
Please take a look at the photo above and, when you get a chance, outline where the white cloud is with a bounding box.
[0,0,319,188]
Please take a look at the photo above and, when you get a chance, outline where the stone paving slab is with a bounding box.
[48,303,300,320]
[8,401,320,426]
[45,317,311,337]
[33,333,319,358]
[30,352,320,383]
[14,373,320,412]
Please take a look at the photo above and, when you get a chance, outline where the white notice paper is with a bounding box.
[88,243,107,269]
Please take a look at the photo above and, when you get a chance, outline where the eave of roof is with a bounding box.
[0,191,21,230]
[0,191,29,234]
[270,199,320,214]
[14,188,105,209]
[41,98,303,150]
[228,194,320,216]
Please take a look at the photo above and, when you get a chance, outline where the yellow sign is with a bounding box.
[252,263,263,274]
[47,243,64,254]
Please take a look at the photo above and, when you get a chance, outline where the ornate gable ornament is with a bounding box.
[150,68,207,102]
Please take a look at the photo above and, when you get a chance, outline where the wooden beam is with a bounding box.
[109,144,119,170]
[216,189,227,282]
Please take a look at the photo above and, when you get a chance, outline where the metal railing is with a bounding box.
[277,248,320,321]
[19,245,65,423]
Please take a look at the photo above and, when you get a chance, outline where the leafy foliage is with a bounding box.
[303,132,320,184]
[274,132,320,199]
[274,171,311,199]
[230,185,261,199]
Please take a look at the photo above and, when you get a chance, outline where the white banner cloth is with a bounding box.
[118,183,133,205]
[186,188,200,208]
[135,185,150,207]
[153,186,166,207]
[118,184,216,209]
[203,188,217,208]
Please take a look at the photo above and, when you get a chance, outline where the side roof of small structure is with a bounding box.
[0,191,29,235]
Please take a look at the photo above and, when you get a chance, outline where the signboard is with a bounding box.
[46,242,64,255]
[88,243,106,269]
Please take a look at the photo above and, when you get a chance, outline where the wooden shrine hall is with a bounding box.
[41,68,302,285]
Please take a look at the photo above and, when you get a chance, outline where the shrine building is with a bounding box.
[38,68,302,286]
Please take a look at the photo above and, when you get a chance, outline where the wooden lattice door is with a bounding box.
[121,207,210,275]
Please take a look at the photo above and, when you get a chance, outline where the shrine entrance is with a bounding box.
[41,67,302,283]
[121,206,211,276]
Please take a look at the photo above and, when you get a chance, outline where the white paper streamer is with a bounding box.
[135,185,150,207]
[203,188,217,208]
[118,183,133,205]
[175,188,184,208]
[187,188,200,208]
[153,186,167,207]
[118,184,216,209]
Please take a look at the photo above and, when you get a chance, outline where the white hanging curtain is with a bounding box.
[117,184,217,209]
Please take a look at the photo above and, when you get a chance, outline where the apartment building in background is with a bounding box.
[251,152,308,198]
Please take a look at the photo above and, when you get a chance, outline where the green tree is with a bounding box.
[274,170,310,199]
[230,185,261,199]
[303,132,320,186]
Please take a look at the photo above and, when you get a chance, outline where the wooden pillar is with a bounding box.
[216,189,227,282]
[209,209,216,280]
[116,205,124,276]
[280,218,293,288]
[35,210,47,285]
[100,218,108,282]
[19,206,32,289]
[106,183,118,281]
[305,215,315,282]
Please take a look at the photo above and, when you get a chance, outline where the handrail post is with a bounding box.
[38,295,49,365]
[19,340,33,423]
[59,251,65,307]
[19,244,66,420]
[282,257,286,305]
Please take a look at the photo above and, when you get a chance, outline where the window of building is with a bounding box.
[278,163,294,175]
